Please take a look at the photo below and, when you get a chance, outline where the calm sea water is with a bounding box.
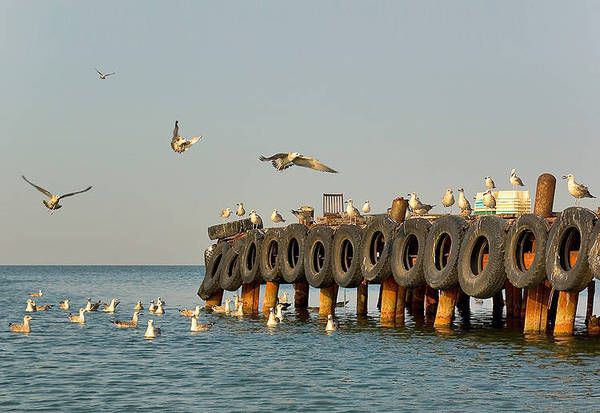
[0,266,598,411]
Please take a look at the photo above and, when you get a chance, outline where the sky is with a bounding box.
[1,1,599,264]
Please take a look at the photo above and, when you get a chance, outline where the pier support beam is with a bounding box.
[205,289,224,310]
[492,290,504,324]
[553,291,579,336]
[241,281,260,314]
[357,280,368,316]
[319,284,338,317]
[411,286,425,318]
[524,173,556,334]
[262,281,279,314]
[425,286,439,322]
[294,281,309,310]
[434,287,459,328]
[586,281,595,325]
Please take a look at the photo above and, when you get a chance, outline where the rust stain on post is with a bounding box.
[319,284,338,316]
[357,280,368,316]
[294,281,309,309]
[553,291,579,336]
[262,281,279,314]
[434,287,459,328]
[242,281,260,314]
[205,289,224,310]
[425,286,439,322]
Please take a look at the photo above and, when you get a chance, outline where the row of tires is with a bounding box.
[198,207,600,300]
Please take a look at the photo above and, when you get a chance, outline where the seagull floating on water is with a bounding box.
[22,176,92,213]
[484,176,496,190]
[325,315,337,332]
[144,319,161,339]
[36,304,53,311]
[59,299,70,311]
[25,299,37,312]
[271,209,285,223]
[102,298,120,313]
[362,200,371,214]
[510,169,525,189]
[171,121,202,154]
[96,68,115,80]
[112,311,142,328]
[190,316,214,332]
[84,298,101,312]
[259,152,337,173]
[178,305,201,318]
[134,300,144,311]
[29,289,43,298]
[267,307,280,327]
[563,174,595,205]
[68,308,86,324]
[9,315,32,334]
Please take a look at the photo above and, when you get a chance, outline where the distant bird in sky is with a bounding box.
[458,188,472,216]
[362,200,371,214]
[483,190,497,209]
[563,174,595,205]
[236,203,245,217]
[510,169,525,189]
[22,176,92,212]
[171,121,202,154]
[271,209,285,223]
[259,152,338,173]
[484,176,496,190]
[95,68,115,80]
[442,189,455,213]
[221,208,232,219]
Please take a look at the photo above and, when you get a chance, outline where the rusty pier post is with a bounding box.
[262,281,280,314]
[241,281,260,314]
[585,281,595,325]
[319,284,338,317]
[357,279,368,317]
[425,286,439,322]
[295,210,313,311]
[434,287,460,329]
[524,174,556,334]
[205,289,224,310]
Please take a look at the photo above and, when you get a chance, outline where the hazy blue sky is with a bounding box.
[1,1,598,264]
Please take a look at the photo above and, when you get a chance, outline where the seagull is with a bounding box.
[413,204,435,216]
[267,307,280,327]
[29,289,43,298]
[271,209,285,223]
[68,308,87,324]
[134,300,144,311]
[510,169,525,189]
[36,304,53,311]
[325,314,337,332]
[59,299,70,311]
[22,176,92,213]
[250,210,262,229]
[236,203,246,217]
[483,190,497,209]
[84,298,101,312]
[190,316,214,332]
[484,176,496,190]
[345,199,362,224]
[178,305,201,318]
[112,311,142,328]
[275,303,285,322]
[408,193,424,211]
[221,208,232,219]
[170,121,202,154]
[144,319,161,339]
[291,206,314,224]
[211,298,232,314]
[148,300,157,313]
[442,189,455,213]
[362,200,371,214]
[563,174,595,205]
[259,152,337,173]
[102,298,120,313]
[95,68,115,80]
[25,299,37,312]
[154,302,165,315]
[9,315,32,334]
[457,188,472,216]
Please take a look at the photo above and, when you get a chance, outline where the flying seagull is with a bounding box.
[171,121,202,154]
[22,176,92,212]
[563,174,595,205]
[259,152,337,173]
[96,68,115,80]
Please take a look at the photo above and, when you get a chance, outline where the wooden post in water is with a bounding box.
[434,287,459,328]
[262,281,279,314]
[585,281,595,325]
[357,280,368,316]
[492,289,505,322]
[524,174,556,334]
[242,281,260,314]
[295,209,313,311]
[553,251,581,336]
[205,289,224,310]
[425,286,439,322]
[411,286,425,318]
[380,197,408,326]
[319,284,338,316]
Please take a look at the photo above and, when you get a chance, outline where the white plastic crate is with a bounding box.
[474,190,531,215]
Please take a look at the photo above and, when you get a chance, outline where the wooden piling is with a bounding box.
[425,286,439,322]
[553,291,579,336]
[241,281,260,314]
[434,287,459,328]
[585,281,595,325]
[319,284,338,316]
[524,173,556,334]
[262,281,279,314]
[411,286,425,317]
[205,289,224,310]
[294,281,309,310]
[395,288,406,325]
[357,280,368,316]
[492,289,505,323]
[505,282,522,320]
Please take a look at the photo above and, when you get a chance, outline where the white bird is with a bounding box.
[271,209,285,223]
[84,298,101,312]
[29,289,43,298]
[259,152,338,173]
[484,176,496,190]
[483,190,496,209]
[275,303,285,321]
[59,299,70,311]
[250,210,262,229]
[362,200,371,214]
[144,320,161,339]
[190,316,214,332]
[234,301,244,316]
[266,308,280,327]
[408,193,424,211]
[134,300,144,311]
[170,121,202,154]
[102,298,120,313]
[279,291,289,304]
[345,199,362,224]
[211,298,232,314]
[509,169,525,189]
[325,314,337,332]
[178,305,201,317]
[442,189,455,213]
[96,68,115,80]
[22,176,92,213]
[154,302,165,315]
[221,208,232,219]
[563,174,595,205]
[9,315,32,334]
[25,299,37,312]
[236,203,246,217]
[68,308,86,324]
[148,301,157,313]
[112,311,142,328]
[457,188,472,216]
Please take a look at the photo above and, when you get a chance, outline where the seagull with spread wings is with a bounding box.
[259,152,337,173]
[171,121,202,154]
[95,68,115,80]
[22,176,92,212]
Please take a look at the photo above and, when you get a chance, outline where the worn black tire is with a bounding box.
[240,230,263,284]
[546,207,597,292]
[281,224,309,283]
[208,218,259,241]
[304,226,335,288]
[424,215,469,290]
[219,240,243,291]
[391,218,431,288]
[458,216,509,298]
[332,225,364,288]
[360,216,398,283]
[198,242,229,299]
[590,222,600,280]
[260,228,283,282]
[504,214,550,288]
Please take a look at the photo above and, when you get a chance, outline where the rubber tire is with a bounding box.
[332,225,364,288]
[219,240,243,291]
[240,230,263,284]
[281,224,309,283]
[546,207,597,292]
[391,218,431,288]
[199,242,229,299]
[304,226,335,288]
[590,221,600,280]
[458,215,509,298]
[360,216,398,283]
[504,214,550,288]
[423,215,469,290]
[260,228,283,282]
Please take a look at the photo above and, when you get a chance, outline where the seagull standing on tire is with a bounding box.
[362,200,371,214]
[509,169,525,189]
[22,176,92,213]
[562,174,595,205]
[345,199,362,224]
[408,193,423,212]
[171,121,202,154]
[483,190,496,210]
[442,189,455,214]
[271,209,285,224]
[250,210,262,229]
[458,188,472,216]
[259,152,338,173]
[220,208,232,219]
[484,176,496,190]
[236,203,245,217]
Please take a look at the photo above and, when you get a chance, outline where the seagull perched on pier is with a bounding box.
[170,121,202,154]
[236,203,245,217]
[510,169,525,189]
[362,200,371,214]
[563,174,595,205]
[345,199,362,224]
[458,188,472,216]
[259,152,337,173]
[221,208,232,219]
[291,206,314,224]
[484,176,496,190]
[271,209,285,223]
[22,176,92,212]
[250,210,262,228]
[95,68,115,80]
[442,189,455,213]
[408,193,434,215]
[482,190,497,209]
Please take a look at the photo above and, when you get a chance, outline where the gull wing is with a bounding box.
[173,121,179,139]
[188,136,202,145]
[293,156,338,173]
[105,72,115,77]
[59,186,92,200]
[95,68,103,76]
[22,175,53,198]
[259,153,288,162]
